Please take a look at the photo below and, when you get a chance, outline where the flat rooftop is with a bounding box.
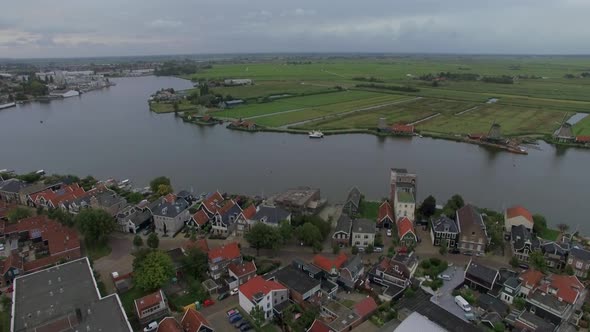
[397,191,415,204]
[322,300,360,331]
[12,257,131,332]
[274,187,319,206]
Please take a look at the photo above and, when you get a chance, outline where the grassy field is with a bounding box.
[210,80,338,99]
[150,100,200,113]
[574,116,590,135]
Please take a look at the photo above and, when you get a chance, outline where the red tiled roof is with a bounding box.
[163,193,177,204]
[135,290,165,316]
[549,274,583,304]
[378,201,393,223]
[354,297,378,318]
[228,261,257,277]
[1,252,23,275]
[576,136,590,143]
[239,275,286,302]
[30,183,86,207]
[396,217,416,240]
[313,253,348,272]
[192,210,209,226]
[208,242,240,262]
[520,270,544,288]
[242,205,257,220]
[203,192,224,214]
[157,317,182,332]
[308,319,333,332]
[217,200,239,216]
[181,308,212,332]
[506,205,533,224]
[184,239,209,253]
[391,124,414,133]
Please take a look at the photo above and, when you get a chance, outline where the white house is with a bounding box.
[504,205,534,233]
[238,276,288,321]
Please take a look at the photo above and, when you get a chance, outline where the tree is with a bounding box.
[439,240,448,255]
[351,245,359,255]
[529,250,546,272]
[127,192,144,204]
[533,214,548,235]
[48,208,75,227]
[147,233,159,249]
[366,244,374,254]
[419,195,437,218]
[513,297,526,310]
[150,176,171,193]
[493,323,506,332]
[250,305,265,329]
[278,220,292,244]
[133,235,143,247]
[79,176,98,191]
[296,223,323,247]
[565,265,575,276]
[7,207,32,222]
[332,243,340,254]
[157,184,173,196]
[173,102,179,114]
[510,256,519,268]
[75,209,115,246]
[557,223,569,233]
[245,223,281,256]
[133,250,175,291]
[443,194,464,217]
[182,247,208,280]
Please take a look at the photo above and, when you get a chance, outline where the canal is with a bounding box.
[1,76,589,231]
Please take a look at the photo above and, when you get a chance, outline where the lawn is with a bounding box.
[574,116,590,135]
[539,228,560,241]
[149,100,200,113]
[211,80,338,100]
[0,305,10,332]
[86,244,112,261]
[358,200,380,220]
[119,287,150,317]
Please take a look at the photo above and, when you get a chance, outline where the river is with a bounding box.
[1,76,589,231]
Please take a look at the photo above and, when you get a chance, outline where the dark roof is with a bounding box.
[541,241,567,256]
[150,197,189,218]
[465,260,498,290]
[0,179,30,193]
[477,293,509,315]
[517,311,555,332]
[511,224,536,251]
[457,204,487,238]
[333,214,352,235]
[352,218,375,234]
[342,255,363,276]
[527,290,569,313]
[176,190,191,198]
[481,312,503,326]
[345,187,361,208]
[431,216,459,233]
[166,248,186,270]
[267,265,320,295]
[415,299,480,331]
[570,247,590,261]
[252,205,291,225]
[12,258,131,332]
[504,276,521,289]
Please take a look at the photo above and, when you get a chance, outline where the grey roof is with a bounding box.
[333,214,352,235]
[466,260,498,288]
[0,178,30,193]
[504,276,521,289]
[342,255,363,276]
[481,312,503,326]
[118,206,152,226]
[431,216,459,233]
[570,247,590,261]
[542,241,567,256]
[176,190,192,199]
[12,258,131,332]
[267,265,320,295]
[252,206,291,225]
[220,203,243,225]
[528,290,569,313]
[395,312,447,332]
[477,293,509,315]
[518,311,555,332]
[345,187,361,208]
[352,218,376,234]
[511,224,537,251]
[150,197,189,218]
[166,248,186,270]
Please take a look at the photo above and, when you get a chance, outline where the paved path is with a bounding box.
[408,113,440,126]
[279,97,421,129]
[455,106,479,116]
[430,266,468,321]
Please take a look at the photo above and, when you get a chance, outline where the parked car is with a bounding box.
[475,252,483,257]
[234,320,248,328]
[450,248,461,254]
[357,247,365,252]
[203,299,215,307]
[519,263,530,270]
[455,295,472,312]
[229,314,242,324]
[218,292,230,301]
[374,246,383,253]
[240,323,252,332]
[463,251,473,256]
[230,288,239,296]
[386,229,392,237]
[438,274,451,281]
[227,309,239,317]
[144,321,158,332]
[142,228,152,236]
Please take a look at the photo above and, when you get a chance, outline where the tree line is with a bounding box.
[355,83,420,93]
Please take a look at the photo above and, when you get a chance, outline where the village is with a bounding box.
[0,168,589,332]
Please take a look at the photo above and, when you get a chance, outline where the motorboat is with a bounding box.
[309,130,324,138]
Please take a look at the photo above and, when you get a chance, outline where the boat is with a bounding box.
[118,179,131,188]
[309,131,324,139]
[0,102,16,110]
[35,169,46,175]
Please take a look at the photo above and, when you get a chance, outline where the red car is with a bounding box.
[203,299,215,307]
[5,285,13,293]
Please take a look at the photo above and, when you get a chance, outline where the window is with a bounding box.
[364,235,368,239]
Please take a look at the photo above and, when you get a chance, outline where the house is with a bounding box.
[224,79,252,86]
[149,196,191,236]
[267,265,321,304]
[464,259,499,292]
[511,224,540,262]
[176,190,196,204]
[65,187,127,216]
[343,187,361,216]
[332,214,352,247]
[184,238,210,254]
[318,299,362,331]
[188,209,210,231]
[525,274,584,326]
[338,254,364,290]
[235,204,257,235]
[156,316,183,332]
[394,312,448,332]
[351,218,376,248]
[117,203,153,233]
[389,168,417,221]
[0,253,23,287]
[567,247,590,278]
[249,205,291,228]
[135,289,169,326]
[368,252,418,301]
[519,269,544,297]
[11,257,132,332]
[353,297,378,322]
[227,261,257,289]
[391,124,415,135]
[273,187,324,215]
[0,178,29,203]
[238,275,288,320]
[456,204,488,254]
[477,293,509,316]
[0,215,81,281]
[307,319,334,332]
[180,308,214,332]
[228,119,256,130]
[201,191,225,216]
[29,183,86,209]
[500,277,521,304]
[377,201,394,229]
[504,205,534,233]
[211,200,243,236]
[514,311,555,332]
[576,135,590,146]
[430,215,459,248]
[312,253,348,281]
[541,241,569,269]
[208,242,242,280]
[396,217,417,247]
[18,182,54,206]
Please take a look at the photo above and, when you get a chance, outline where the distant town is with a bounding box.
[0,167,588,332]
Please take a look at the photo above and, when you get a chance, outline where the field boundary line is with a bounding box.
[455,106,479,116]
[245,108,307,119]
[408,113,441,126]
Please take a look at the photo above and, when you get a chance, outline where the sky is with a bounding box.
[1,0,590,58]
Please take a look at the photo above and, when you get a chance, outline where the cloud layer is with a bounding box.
[1,0,590,58]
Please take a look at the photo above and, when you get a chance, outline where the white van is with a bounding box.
[455,295,472,312]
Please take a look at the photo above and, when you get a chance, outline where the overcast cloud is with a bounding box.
[1,0,589,58]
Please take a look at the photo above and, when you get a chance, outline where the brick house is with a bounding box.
[227,261,257,290]
[238,276,288,321]
[457,204,488,255]
[567,247,590,278]
[135,289,169,326]
[207,242,242,280]
[331,214,352,247]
